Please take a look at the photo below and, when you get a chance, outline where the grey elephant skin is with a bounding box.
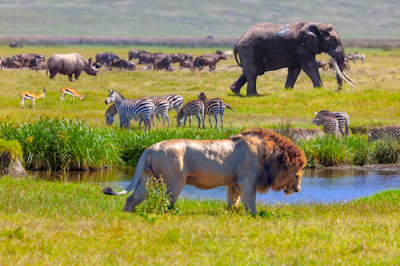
[46,53,99,81]
[231,21,348,96]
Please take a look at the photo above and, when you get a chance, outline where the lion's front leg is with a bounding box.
[227,186,240,210]
[238,184,257,214]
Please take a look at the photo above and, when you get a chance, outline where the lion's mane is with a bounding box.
[232,129,307,193]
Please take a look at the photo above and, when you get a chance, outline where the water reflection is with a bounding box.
[30,168,400,204]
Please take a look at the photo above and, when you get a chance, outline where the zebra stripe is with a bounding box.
[151,98,172,126]
[315,110,350,135]
[368,126,400,142]
[176,99,205,128]
[312,116,340,136]
[105,90,154,131]
[197,92,234,128]
[148,94,184,114]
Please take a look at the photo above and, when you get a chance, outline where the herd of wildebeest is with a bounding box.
[5,46,395,142]
[0,49,234,72]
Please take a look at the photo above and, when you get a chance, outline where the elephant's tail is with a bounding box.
[234,45,242,68]
[102,149,150,196]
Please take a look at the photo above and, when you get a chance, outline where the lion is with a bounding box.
[102,129,307,214]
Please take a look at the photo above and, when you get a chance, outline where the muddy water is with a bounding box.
[30,168,400,204]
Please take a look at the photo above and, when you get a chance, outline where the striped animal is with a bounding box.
[60,87,88,101]
[20,87,46,109]
[368,126,400,142]
[176,99,205,128]
[314,110,350,135]
[105,90,154,131]
[312,116,340,136]
[147,94,184,114]
[105,97,172,127]
[196,92,234,128]
[150,98,173,126]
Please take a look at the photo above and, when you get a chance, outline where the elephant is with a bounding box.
[230,21,357,96]
[46,53,99,82]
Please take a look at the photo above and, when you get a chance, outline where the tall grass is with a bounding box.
[0,116,121,170]
[1,116,400,169]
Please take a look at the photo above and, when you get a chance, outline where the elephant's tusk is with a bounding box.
[332,58,357,88]
[342,71,359,85]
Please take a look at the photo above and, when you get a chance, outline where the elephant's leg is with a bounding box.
[245,73,258,96]
[298,56,322,87]
[230,73,247,95]
[227,186,240,210]
[285,67,302,89]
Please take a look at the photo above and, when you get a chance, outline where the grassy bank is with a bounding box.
[2,117,400,169]
[0,176,399,265]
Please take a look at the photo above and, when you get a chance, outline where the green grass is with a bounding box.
[1,45,400,169]
[0,45,400,130]
[0,1,398,38]
[0,138,22,160]
[0,176,399,265]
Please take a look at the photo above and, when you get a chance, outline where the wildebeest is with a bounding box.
[138,53,155,65]
[17,53,45,69]
[95,52,120,68]
[9,42,23,48]
[154,54,173,71]
[111,59,136,70]
[47,53,99,81]
[194,53,227,71]
[170,53,193,68]
[128,50,150,60]
[181,59,194,69]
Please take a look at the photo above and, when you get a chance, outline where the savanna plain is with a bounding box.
[1,45,400,265]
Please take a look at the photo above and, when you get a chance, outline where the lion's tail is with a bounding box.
[102,149,149,196]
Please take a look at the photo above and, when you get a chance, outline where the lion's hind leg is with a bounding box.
[123,176,149,212]
[227,186,240,210]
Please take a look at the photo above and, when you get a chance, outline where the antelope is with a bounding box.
[20,88,46,109]
[60,87,88,102]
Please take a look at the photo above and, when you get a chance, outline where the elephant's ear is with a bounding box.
[300,23,321,55]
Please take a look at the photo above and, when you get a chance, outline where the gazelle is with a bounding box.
[60,87,88,102]
[20,87,46,109]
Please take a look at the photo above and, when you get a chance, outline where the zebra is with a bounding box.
[150,98,173,126]
[314,110,350,135]
[176,99,205,128]
[312,116,340,136]
[368,126,400,142]
[147,94,184,114]
[105,97,172,127]
[105,90,154,131]
[196,92,234,128]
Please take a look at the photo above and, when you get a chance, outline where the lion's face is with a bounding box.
[271,166,303,195]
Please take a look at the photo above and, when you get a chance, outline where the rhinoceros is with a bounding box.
[46,53,99,82]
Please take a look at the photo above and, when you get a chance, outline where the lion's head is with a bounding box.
[235,129,307,195]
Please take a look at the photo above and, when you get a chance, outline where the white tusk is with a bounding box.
[332,58,357,88]
[342,71,359,85]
